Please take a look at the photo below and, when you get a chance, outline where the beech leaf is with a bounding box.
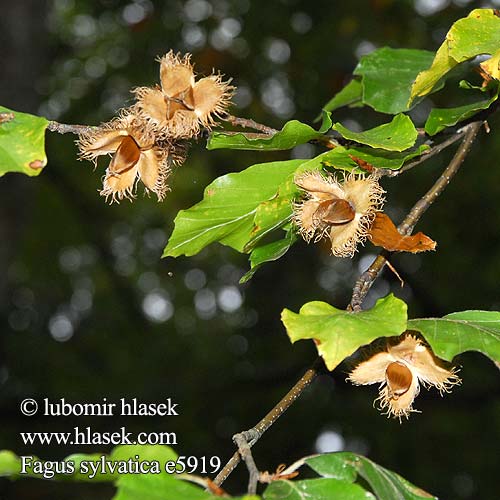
[305,453,436,500]
[409,9,500,104]
[408,310,500,364]
[480,48,500,81]
[424,89,499,135]
[353,47,438,114]
[0,105,49,177]
[281,294,408,370]
[368,213,436,253]
[207,112,332,151]
[163,160,303,257]
[333,114,418,152]
[321,79,363,115]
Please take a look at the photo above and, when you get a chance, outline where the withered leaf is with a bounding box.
[369,212,436,253]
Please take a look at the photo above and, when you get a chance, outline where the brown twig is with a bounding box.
[223,114,278,135]
[46,115,276,138]
[233,432,260,494]
[349,120,483,311]
[213,122,483,490]
[382,127,469,177]
[47,121,95,135]
[213,357,324,488]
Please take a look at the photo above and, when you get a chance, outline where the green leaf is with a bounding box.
[110,444,177,464]
[303,454,357,482]
[410,9,500,103]
[113,445,257,500]
[0,450,21,477]
[207,112,332,151]
[296,149,358,173]
[306,453,436,500]
[240,230,298,283]
[281,294,408,370]
[246,177,298,251]
[65,453,116,481]
[321,79,363,114]
[0,105,49,177]
[318,144,430,172]
[353,48,437,114]
[408,310,500,364]
[163,160,303,257]
[263,478,373,500]
[0,446,256,499]
[424,92,498,135]
[0,449,114,482]
[333,114,417,152]
[114,471,211,500]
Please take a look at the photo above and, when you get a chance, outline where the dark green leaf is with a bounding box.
[163,160,303,257]
[408,310,500,364]
[240,230,297,283]
[353,48,437,114]
[424,92,498,135]
[281,294,408,370]
[304,454,357,482]
[263,478,373,500]
[306,453,436,500]
[333,114,418,152]
[321,79,363,114]
[0,105,49,177]
[410,9,500,103]
[319,144,430,172]
[207,112,332,151]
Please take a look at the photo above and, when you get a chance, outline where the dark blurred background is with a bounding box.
[1,0,499,498]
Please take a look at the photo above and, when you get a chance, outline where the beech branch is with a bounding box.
[213,120,484,493]
[47,121,95,135]
[46,114,484,494]
[213,357,324,489]
[223,114,278,135]
[381,126,471,177]
[349,120,483,311]
[46,115,277,137]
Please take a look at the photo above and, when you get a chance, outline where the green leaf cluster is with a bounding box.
[165,10,500,275]
[281,293,500,370]
[265,452,436,500]
[0,446,437,500]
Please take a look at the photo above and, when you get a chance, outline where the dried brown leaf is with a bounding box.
[369,212,436,253]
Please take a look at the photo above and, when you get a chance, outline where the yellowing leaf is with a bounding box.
[409,9,500,104]
[480,48,500,80]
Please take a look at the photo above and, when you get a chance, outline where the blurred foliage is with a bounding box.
[1,0,499,499]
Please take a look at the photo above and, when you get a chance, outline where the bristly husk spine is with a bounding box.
[348,333,461,421]
[133,50,234,140]
[77,50,233,203]
[293,170,385,257]
[77,108,187,203]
